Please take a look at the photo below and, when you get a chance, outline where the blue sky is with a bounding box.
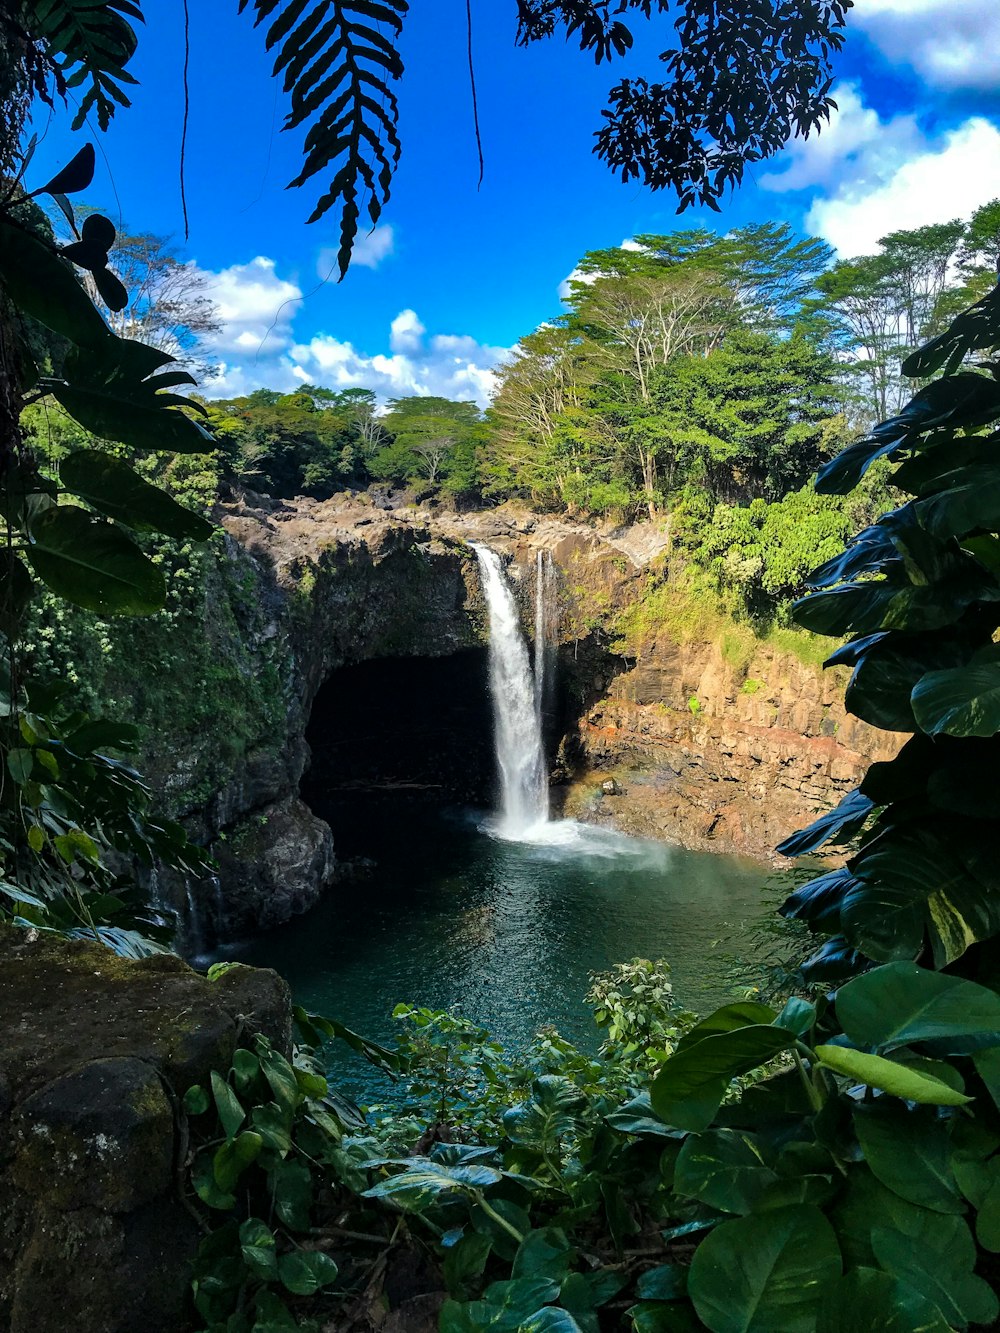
[27,0,1000,404]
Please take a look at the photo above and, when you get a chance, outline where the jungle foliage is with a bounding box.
[0,141,215,946]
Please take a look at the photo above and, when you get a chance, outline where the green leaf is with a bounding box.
[443,1232,492,1298]
[276,1249,338,1296]
[192,1150,237,1211]
[872,1215,999,1329]
[915,463,1000,540]
[272,1158,314,1230]
[503,1076,588,1149]
[814,1046,970,1105]
[676,1003,778,1051]
[843,826,1000,966]
[251,1101,292,1155]
[0,550,35,634]
[836,962,1000,1052]
[211,1071,246,1141]
[36,143,96,196]
[816,1268,952,1333]
[183,1084,210,1116]
[911,654,1000,738]
[253,1288,298,1329]
[674,1129,780,1214]
[520,1309,585,1333]
[776,789,874,857]
[259,1045,300,1112]
[629,1302,703,1332]
[853,1104,963,1213]
[0,219,109,348]
[688,1204,841,1333]
[363,1159,502,1208]
[60,450,214,541]
[606,1092,688,1139]
[49,338,213,454]
[650,1026,796,1132]
[239,1218,278,1281]
[232,1048,261,1091]
[636,1267,688,1301]
[512,1229,573,1284]
[26,506,165,615]
[213,1131,263,1192]
[7,748,33,784]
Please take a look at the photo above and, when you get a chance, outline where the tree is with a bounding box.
[371,397,485,494]
[813,223,969,425]
[77,218,221,377]
[211,390,364,498]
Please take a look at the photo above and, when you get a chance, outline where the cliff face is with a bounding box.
[559,637,898,860]
[159,492,890,936]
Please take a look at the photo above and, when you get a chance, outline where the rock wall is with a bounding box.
[156,491,890,933]
[0,927,290,1333]
[559,636,897,860]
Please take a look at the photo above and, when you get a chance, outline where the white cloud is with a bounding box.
[759,83,922,194]
[291,315,512,406]
[317,224,394,276]
[805,116,1000,258]
[196,256,302,358]
[558,237,646,299]
[853,0,1000,91]
[389,308,426,354]
[191,259,509,405]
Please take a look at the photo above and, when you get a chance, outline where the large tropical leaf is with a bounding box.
[45,338,213,453]
[0,219,109,348]
[26,0,143,130]
[25,505,165,615]
[687,1204,841,1333]
[650,1026,796,1132]
[60,450,214,541]
[238,0,407,276]
[835,962,1000,1052]
[813,1046,969,1106]
[911,645,1000,737]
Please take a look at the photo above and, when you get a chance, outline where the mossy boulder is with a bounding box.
[0,927,291,1333]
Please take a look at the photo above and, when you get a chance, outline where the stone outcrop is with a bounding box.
[163,490,890,933]
[0,927,290,1333]
[560,637,898,860]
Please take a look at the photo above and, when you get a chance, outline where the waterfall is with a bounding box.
[473,543,549,838]
[534,549,555,726]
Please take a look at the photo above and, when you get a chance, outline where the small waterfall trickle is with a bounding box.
[473,543,549,838]
[534,549,556,727]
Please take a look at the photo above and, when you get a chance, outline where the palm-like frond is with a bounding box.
[25,0,143,130]
[238,0,408,278]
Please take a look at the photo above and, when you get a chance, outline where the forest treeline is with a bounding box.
[167,206,1000,626]
[23,203,1000,634]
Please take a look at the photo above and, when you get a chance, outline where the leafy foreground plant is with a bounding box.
[1,142,216,945]
[183,958,1000,1333]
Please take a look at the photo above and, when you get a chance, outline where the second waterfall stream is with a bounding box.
[472,543,551,839]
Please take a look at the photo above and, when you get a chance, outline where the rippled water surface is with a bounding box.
[218,794,769,1064]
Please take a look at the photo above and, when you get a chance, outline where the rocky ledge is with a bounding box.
[0,927,289,1333]
[162,491,889,936]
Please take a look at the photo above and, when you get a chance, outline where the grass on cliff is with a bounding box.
[612,577,836,675]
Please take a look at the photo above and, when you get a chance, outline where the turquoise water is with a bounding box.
[216,794,769,1063]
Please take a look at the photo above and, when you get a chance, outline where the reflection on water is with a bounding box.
[214,795,769,1066]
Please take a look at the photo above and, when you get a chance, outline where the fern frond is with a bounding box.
[26,0,143,131]
[239,0,407,279]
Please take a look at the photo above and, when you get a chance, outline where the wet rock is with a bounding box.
[0,927,291,1333]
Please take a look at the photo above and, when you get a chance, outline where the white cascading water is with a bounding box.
[534,548,555,726]
[473,543,550,838]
